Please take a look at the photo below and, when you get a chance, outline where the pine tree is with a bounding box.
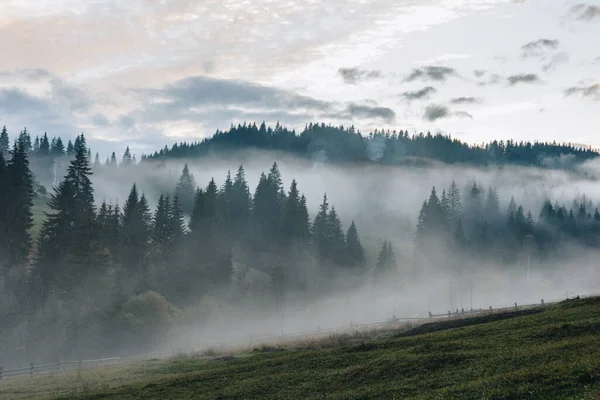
[231,165,251,237]
[375,240,397,278]
[0,151,8,272]
[35,134,98,300]
[485,187,500,222]
[170,195,186,244]
[33,136,40,153]
[109,152,118,168]
[51,137,65,157]
[327,206,346,266]
[120,183,152,294]
[312,194,330,259]
[282,179,310,243]
[39,133,51,156]
[346,221,366,270]
[175,164,197,214]
[66,140,74,156]
[122,146,133,167]
[17,128,32,153]
[188,189,205,233]
[93,153,101,169]
[447,181,462,226]
[0,126,9,159]
[5,139,35,267]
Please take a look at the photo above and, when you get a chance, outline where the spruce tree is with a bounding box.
[121,146,133,167]
[346,221,366,270]
[66,140,74,156]
[120,183,151,294]
[51,137,65,157]
[0,126,9,158]
[327,207,346,266]
[93,153,101,169]
[110,152,118,168]
[5,139,35,267]
[447,181,462,226]
[231,165,251,237]
[175,164,197,214]
[312,194,330,259]
[35,134,97,300]
[0,152,8,272]
[375,240,397,277]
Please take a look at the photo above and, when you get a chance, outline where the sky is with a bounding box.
[0,0,598,159]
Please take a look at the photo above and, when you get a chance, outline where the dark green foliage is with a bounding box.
[143,122,598,170]
[0,126,9,158]
[4,139,35,267]
[175,164,197,214]
[346,221,366,270]
[35,134,99,301]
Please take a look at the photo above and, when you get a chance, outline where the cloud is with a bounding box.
[571,4,600,21]
[338,68,381,84]
[404,66,457,82]
[454,111,474,119]
[135,76,333,112]
[423,104,449,121]
[542,52,569,72]
[124,75,397,132]
[450,97,482,105]
[401,86,437,101]
[474,70,486,78]
[0,88,79,134]
[564,84,600,101]
[477,73,503,86]
[521,39,559,58]
[423,104,475,121]
[507,73,541,85]
[344,104,395,123]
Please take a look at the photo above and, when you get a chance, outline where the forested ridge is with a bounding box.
[142,122,598,168]
[1,123,600,367]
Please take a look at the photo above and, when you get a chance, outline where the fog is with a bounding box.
[3,149,600,369]
[87,151,600,349]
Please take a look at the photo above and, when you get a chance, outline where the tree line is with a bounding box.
[1,122,598,363]
[141,121,598,169]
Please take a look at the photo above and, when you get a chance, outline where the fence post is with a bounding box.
[30,363,34,376]
[541,299,544,305]
[0,366,3,381]
[489,306,492,311]
[429,311,432,318]
[448,311,451,317]
[461,308,464,314]
[514,302,518,310]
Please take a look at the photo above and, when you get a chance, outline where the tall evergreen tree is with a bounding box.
[122,146,133,167]
[375,240,397,278]
[5,139,35,267]
[175,164,197,214]
[120,183,152,294]
[0,126,9,159]
[346,221,366,270]
[36,134,97,300]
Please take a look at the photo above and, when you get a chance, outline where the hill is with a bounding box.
[3,296,599,399]
[142,122,599,170]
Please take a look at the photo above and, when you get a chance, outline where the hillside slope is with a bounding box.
[3,296,599,399]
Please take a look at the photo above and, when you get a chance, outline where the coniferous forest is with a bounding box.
[1,123,600,367]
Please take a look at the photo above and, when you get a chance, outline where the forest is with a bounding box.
[142,122,598,169]
[1,123,600,368]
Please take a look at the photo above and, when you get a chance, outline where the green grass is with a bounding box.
[2,297,600,399]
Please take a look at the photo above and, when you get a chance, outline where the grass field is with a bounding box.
[1,296,599,399]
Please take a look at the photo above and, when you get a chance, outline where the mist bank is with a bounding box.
[2,140,600,370]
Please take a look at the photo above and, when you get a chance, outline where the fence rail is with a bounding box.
[0,294,589,381]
